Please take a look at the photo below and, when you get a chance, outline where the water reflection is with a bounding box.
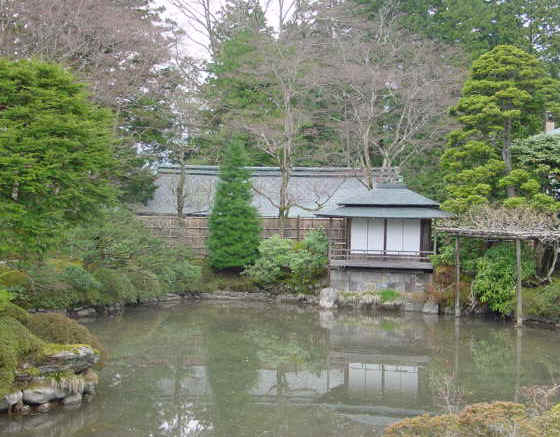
[2,302,560,437]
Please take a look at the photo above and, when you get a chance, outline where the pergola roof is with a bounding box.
[434,205,560,243]
[434,226,560,242]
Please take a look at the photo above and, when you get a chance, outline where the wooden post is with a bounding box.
[455,236,461,317]
[296,216,301,241]
[515,239,523,327]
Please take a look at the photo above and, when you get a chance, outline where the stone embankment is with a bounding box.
[0,346,99,416]
[46,289,439,322]
[318,287,439,314]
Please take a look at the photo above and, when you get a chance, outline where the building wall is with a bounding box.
[330,268,432,293]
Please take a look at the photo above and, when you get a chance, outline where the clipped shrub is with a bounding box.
[245,231,328,294]
[16,262,80,309]
[383,401,560,437]
[92,267,136,304]
[28,312,104,356]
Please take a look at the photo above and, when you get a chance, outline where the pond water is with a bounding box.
[2,301,560,437]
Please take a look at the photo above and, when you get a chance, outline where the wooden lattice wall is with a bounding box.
[137,215,346,256]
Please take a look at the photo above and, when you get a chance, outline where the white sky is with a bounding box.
[153,0,290,60]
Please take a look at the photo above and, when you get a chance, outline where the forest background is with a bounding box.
[1,0,560,316]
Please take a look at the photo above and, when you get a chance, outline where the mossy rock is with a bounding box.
[0,268,29,288]
[1,307,104,398]
[0,316,45,398]
[28,313,104,358]
[0,302,31,325]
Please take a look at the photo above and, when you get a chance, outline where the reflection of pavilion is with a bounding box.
[162,316,433,431]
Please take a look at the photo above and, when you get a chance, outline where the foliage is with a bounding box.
[195,261,259,293]
[207,139,262,270]
[366,0,560,76]
[244,231,328,294]
[28,312,104,356]
[4,208,201,309]
[513,132,560,196]
[0,300,102,398]
[472,243,535,316]
[379,289,401,303]
[0,59,118,258]
[431,237,487,274]
[0,315,44,398]
[523,279,560,321]
[383,401,560,437]
[441,45,560,213]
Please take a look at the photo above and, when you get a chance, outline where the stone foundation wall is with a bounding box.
[330,268,432,293]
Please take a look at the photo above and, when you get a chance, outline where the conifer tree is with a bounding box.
[207,139,261,270]
[441,45,560,212]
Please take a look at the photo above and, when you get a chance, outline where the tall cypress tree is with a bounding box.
[207,139,261,270]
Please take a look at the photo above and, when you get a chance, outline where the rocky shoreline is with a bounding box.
[0,346,100,416]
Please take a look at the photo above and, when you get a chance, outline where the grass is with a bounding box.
[379,289,401,303]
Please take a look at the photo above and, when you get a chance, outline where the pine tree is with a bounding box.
[441,45,560,212]
[207,139,261,270]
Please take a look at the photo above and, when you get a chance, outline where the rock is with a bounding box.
[75,308,96,318]
[23,385,65,405]
[37,346,99,374]
[319,311,336,330]
[34,402,54,413]
[19,404,31,415]
[359,293,380,307]
[62,393,82,405]
[4,391,23,407]
[403,301,424,313]
[422,302,439,314]
[159,293,182,303]
[319,287,338,309]
[0,391,23,411]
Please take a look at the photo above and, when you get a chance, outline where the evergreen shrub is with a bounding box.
[207,139,262,270]
[245,230,328,294]
[472,243,535,316]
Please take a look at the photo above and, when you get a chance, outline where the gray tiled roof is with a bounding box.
[137,165,390,218]
[340,184,440,207]
[316,206,453,219]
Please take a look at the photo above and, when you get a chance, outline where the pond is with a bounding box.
[2,301,560,436]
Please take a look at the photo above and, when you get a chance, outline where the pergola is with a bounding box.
[435,206,560,326]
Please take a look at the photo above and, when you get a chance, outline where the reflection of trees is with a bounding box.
[206,317,260,437]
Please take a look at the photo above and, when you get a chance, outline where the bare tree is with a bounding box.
[164,57,206,218]
[317,1,464,187]
[216,30,324,229]
[171,0,219,58]
[0,0,173,108]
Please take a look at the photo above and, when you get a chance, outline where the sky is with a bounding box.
[153,0,291,60]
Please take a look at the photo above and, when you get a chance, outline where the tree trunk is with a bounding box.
[503,117,516,198]
[279,164,289,237]
[176,154,186,218]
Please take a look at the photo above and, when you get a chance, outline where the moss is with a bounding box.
[0,316,45,398]
[379,289,401,303]
[40,343,98,356]
[0,302,31,325]
[28,312,104,358]
[1,303,104,397]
